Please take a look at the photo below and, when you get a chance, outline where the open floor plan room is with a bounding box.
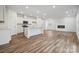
[0,5,79,53]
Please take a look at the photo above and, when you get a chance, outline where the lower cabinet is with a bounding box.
[0,29,11,45]
[24,27,43,38]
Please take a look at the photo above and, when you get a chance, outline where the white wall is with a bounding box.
[0,6,17,35]
[45,17,76,32]
[76,8,79,39]
[17,16,23,33]
[17,15,24,24]
[5,8,17,35]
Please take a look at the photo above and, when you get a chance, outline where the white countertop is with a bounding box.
[0,28,10,30]
[0,25,10,30]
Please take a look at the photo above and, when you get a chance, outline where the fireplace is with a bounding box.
[57,25,65,28]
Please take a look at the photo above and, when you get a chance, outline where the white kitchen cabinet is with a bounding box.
[17,24,23,33]
[0,5,4,21]
[0,29,11,45]
[24,27,28,38]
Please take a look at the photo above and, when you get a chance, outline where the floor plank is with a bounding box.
[0,30,78,53]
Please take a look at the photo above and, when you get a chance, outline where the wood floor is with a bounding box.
[0,30,79,53]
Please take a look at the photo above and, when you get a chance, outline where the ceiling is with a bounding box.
[6,5,79,19]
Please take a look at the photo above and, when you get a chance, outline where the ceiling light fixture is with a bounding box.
[52,5,56,8]
[25,6,29,9]
[66,11,69,14]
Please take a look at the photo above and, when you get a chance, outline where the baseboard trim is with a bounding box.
[17,32,24,35]
[11,32,24,37]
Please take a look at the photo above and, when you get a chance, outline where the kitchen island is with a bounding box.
[24,26,44,38]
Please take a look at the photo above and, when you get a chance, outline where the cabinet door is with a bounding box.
[0,30,11,45]
[0,5,4,22]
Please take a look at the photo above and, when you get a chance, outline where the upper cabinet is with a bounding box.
[0,5,4,23]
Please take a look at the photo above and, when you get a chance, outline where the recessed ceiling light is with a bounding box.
[25,6,29,9]
[36,10,40,14]
[52,5,56,8]
[66,11,69,14]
